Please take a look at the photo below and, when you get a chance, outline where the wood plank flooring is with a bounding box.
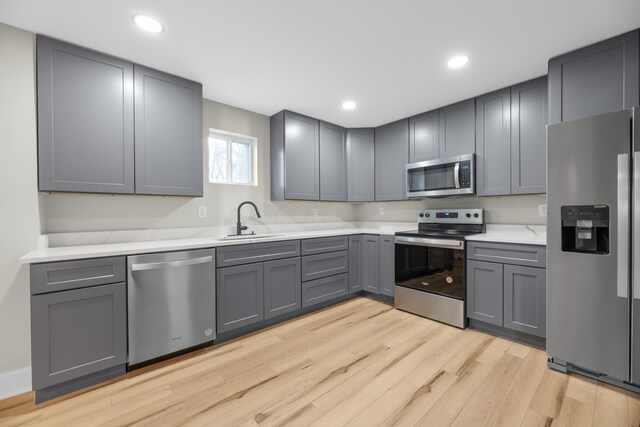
[1,297,638,427]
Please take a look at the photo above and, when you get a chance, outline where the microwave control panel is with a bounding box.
[459,161,472,188]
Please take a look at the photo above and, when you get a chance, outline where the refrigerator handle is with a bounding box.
[618,153,630,298]
[635,151,640,300]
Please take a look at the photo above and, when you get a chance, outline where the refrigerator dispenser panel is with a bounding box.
[561,205,610,254]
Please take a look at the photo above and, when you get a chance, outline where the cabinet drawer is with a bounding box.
[301,250,349,282]
[31,282,127,389]
[301,236,349,255]
[216,240,300,267]
[30,257,126,295]
[466,242,546,268]
[302,273,349,308]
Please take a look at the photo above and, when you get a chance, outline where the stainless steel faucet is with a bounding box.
[236,201,261,235]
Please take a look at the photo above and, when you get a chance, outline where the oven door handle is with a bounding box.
[395,236,464,250]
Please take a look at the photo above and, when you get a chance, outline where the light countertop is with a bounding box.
[21,222,546,264]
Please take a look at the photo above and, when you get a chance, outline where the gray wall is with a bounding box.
[0,23,41,381]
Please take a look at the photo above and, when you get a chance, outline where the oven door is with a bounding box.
[394,236,465,300]
[406,153,475,198]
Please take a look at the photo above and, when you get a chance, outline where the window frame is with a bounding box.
[207,129,258,186]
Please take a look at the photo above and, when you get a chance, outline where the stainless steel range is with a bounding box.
[394,209,485,328]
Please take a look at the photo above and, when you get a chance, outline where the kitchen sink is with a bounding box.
[217,234,283,241]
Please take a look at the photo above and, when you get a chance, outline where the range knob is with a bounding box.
[425,213,430,218]
[419,213,424,218]
[473,213,479,218]
[465,213,471,218]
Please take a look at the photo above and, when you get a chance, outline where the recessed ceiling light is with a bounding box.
[133,15,163,33]
[447,55,469,69]
[342,100,356,110]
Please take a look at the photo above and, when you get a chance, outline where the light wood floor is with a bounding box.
[1,297,639,427]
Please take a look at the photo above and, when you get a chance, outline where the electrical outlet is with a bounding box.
[379,207,385,216]
[198,206,207,219]
[538,204,547,217]
[312,207,318,217]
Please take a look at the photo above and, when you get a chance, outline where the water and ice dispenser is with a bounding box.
[561,205,610,255]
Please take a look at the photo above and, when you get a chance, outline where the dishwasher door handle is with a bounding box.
[131,256,213,272]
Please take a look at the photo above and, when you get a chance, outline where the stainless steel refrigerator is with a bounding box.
[547,107,640,389]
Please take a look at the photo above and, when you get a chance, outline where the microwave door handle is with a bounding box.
[454,162,461,189]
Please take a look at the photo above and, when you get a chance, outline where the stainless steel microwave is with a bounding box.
[405,153,475,198]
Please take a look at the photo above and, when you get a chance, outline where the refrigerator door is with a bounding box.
[548,109,631,381]
[633,107,640,385]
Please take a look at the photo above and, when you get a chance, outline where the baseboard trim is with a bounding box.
[0,367,32,400]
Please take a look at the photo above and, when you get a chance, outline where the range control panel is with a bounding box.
[417,209,484,225]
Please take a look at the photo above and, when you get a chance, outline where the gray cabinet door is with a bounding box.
[216,263,264,333]
[31,283,127,389]
[264,258,301,320]
[504,265,546,338]
[347,128,375,202]
[548,30,639,124]
[284,111,320,200]
[438,99,476,157]
[348,235,363,293]
[409,110,439,162]
[466,260,503,326]
[134,65,203,196]
[363,235,380,293]
[476,88,511,196]
[379,235,395,297]
[301,250,349,282]
[511,77,548,195]
[320,121,347,201]
[375,119,409,201]
[301,273,349,308]
[36,36,135,194]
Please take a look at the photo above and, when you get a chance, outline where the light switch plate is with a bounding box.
[538,204,547,217]
[198,206,207,219]
[312,207,318,217]
[379,207,385,216]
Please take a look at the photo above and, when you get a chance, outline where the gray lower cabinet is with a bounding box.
[31,282,127,392]
[409,110,439,162]
[348,235,364,293]
[476,88,511,196]
[375,119,409,201]
[438,99,476,157]
[301,250,349,282]
[37,36,135,194]
[347,128,375,202]
[320,121,347,201]
[270,110,320,201]
[511,77,547,195]
[216,263,265,333]
[302,273,349,308]
[264,258,301,319]
[548,30,639,124]
[363,235,381,293]
[134,66,203,196]
[466,260,504,326]
[504,265,546,338]
[379,235,395,297]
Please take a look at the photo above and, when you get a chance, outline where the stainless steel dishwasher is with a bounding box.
[127,248,216,365]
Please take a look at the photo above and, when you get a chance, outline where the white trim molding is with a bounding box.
[0,367,32,400]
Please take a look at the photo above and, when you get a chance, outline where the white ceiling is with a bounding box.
[1,0,639,127]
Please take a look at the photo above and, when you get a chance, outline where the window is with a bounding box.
[208,129,257,186]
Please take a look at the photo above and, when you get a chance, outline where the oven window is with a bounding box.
[407,163,456,192]
[395,244,464,300]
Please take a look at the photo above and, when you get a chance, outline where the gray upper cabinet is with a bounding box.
[548,30,639,124]
[217,263,264,333]
[319,121,347,201]
[476,88,511,196]
[134,66,203,196]
[270,111,320,201]
[37,36,135,194]
[466,260,503,327]
[264,258,301,320]
[379,235,395,297]
[504,265,546,338]
[409,110,439,162]
[347,128,375,202]
[438,99,476,157]
[363,235,380,293]
[31,282,127,390]
[511,77,548,194]
[375,119,409,201]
